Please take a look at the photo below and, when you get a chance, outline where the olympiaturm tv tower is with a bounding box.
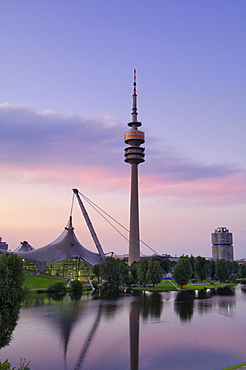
[124,70,145,265]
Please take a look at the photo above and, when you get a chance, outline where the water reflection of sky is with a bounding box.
[0,286,246,370]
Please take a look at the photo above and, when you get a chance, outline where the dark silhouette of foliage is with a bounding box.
[139,292,163,319]
[215,259,230,282]
[146,260,162,286]
[226,259,233,276]
[195,256,210,282]
[47,282,66,292]
[174,290,195,322]
[173,257,192,288]
[70,291,83,301]
[0,254,25,307]
[100,257,128,285]
[47,291,66,301]
[117,258,130,284]
[0,358,30,369]
[209,259,216,280]
[129,261,138,284]
[232,261,239,274]
[0,254,27,349]
[188,255,196,279]
[150,256,172,274]
[137,258,149,286]
[70,280,83,291]
[0,303,21,349]
[239,264,246,278]
[92,263,101,283]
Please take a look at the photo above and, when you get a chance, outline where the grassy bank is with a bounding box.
[24,272,66,290]
[23,273,92,292]
[222,363,246,369]
[23,272,237,292]
[132,279,237,292]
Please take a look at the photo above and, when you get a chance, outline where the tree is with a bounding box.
[0,254,25,306]
[92,263,101,283]
[100,257,120,285]
[99,257,129,285]
[215,259,230,282]
[173,257,192,288]
[70,280,83,291]
[188,256,196,279]
[47,282,66,292]
[117,259,130,284]
[129,261,138,284]
[195,256,210,282]
[226,260,233,277]
[0,302,21,349]
[232,261,239,275]
[137,258,149,286]
[146,260,162,286]
[150,256,171,274]
[209,259,216,280]
[0,254,27,350]
[0,359,30,370]
[239,264,246,278]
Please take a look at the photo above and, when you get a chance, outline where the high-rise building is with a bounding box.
[0,237,8,251]
[124,70,145,265]
[211,227,234,261]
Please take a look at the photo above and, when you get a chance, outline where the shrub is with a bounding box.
[47,282,65,292]
[70,280,82,291]
[0,358,30,369]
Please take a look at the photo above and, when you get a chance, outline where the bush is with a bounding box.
[70,280,82,291]
[0,358,30,369]
[47,282,65,292]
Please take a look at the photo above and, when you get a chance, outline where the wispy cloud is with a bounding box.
[1,103,245,204]
[0,103,122,167]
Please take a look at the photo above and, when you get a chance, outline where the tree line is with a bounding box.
[93,255,246,288]
[173,255,243,287]
[93,256,174,287]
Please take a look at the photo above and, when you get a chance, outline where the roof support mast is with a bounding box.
[72,189,105,260]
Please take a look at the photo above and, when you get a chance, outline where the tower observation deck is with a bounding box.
[124,70,145,265]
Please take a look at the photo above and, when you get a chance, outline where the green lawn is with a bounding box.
[132,279,237,292]
[23,272,237,292]
[24,272,66,289]
[221,363,246,369]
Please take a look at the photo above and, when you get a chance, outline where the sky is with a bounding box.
[1,0,246,259]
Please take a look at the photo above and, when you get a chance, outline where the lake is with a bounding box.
[0,285,246,370]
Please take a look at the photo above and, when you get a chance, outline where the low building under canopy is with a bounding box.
[13,216,103,279]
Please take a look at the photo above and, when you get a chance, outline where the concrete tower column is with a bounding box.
[124,70,145,265]
[129,163,140,263]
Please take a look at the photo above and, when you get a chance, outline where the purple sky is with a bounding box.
[1,1,246,258]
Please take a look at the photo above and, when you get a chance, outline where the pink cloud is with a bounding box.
[1,160,246,207]
[1,103,246,207]
[140,172,246,205]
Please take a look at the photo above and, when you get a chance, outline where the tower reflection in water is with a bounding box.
[28,290,164,370]
[129,301,139,370]
[20,287,237,369]
[129,292,164,370]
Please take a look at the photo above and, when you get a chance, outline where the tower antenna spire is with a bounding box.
[132,69,138,122]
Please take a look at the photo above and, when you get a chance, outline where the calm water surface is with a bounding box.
[1,285,246,370]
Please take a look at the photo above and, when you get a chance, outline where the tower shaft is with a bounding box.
[124,70,145,265]
[129,164,140,263]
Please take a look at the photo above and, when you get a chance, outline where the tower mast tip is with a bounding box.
[133,69,137,96]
